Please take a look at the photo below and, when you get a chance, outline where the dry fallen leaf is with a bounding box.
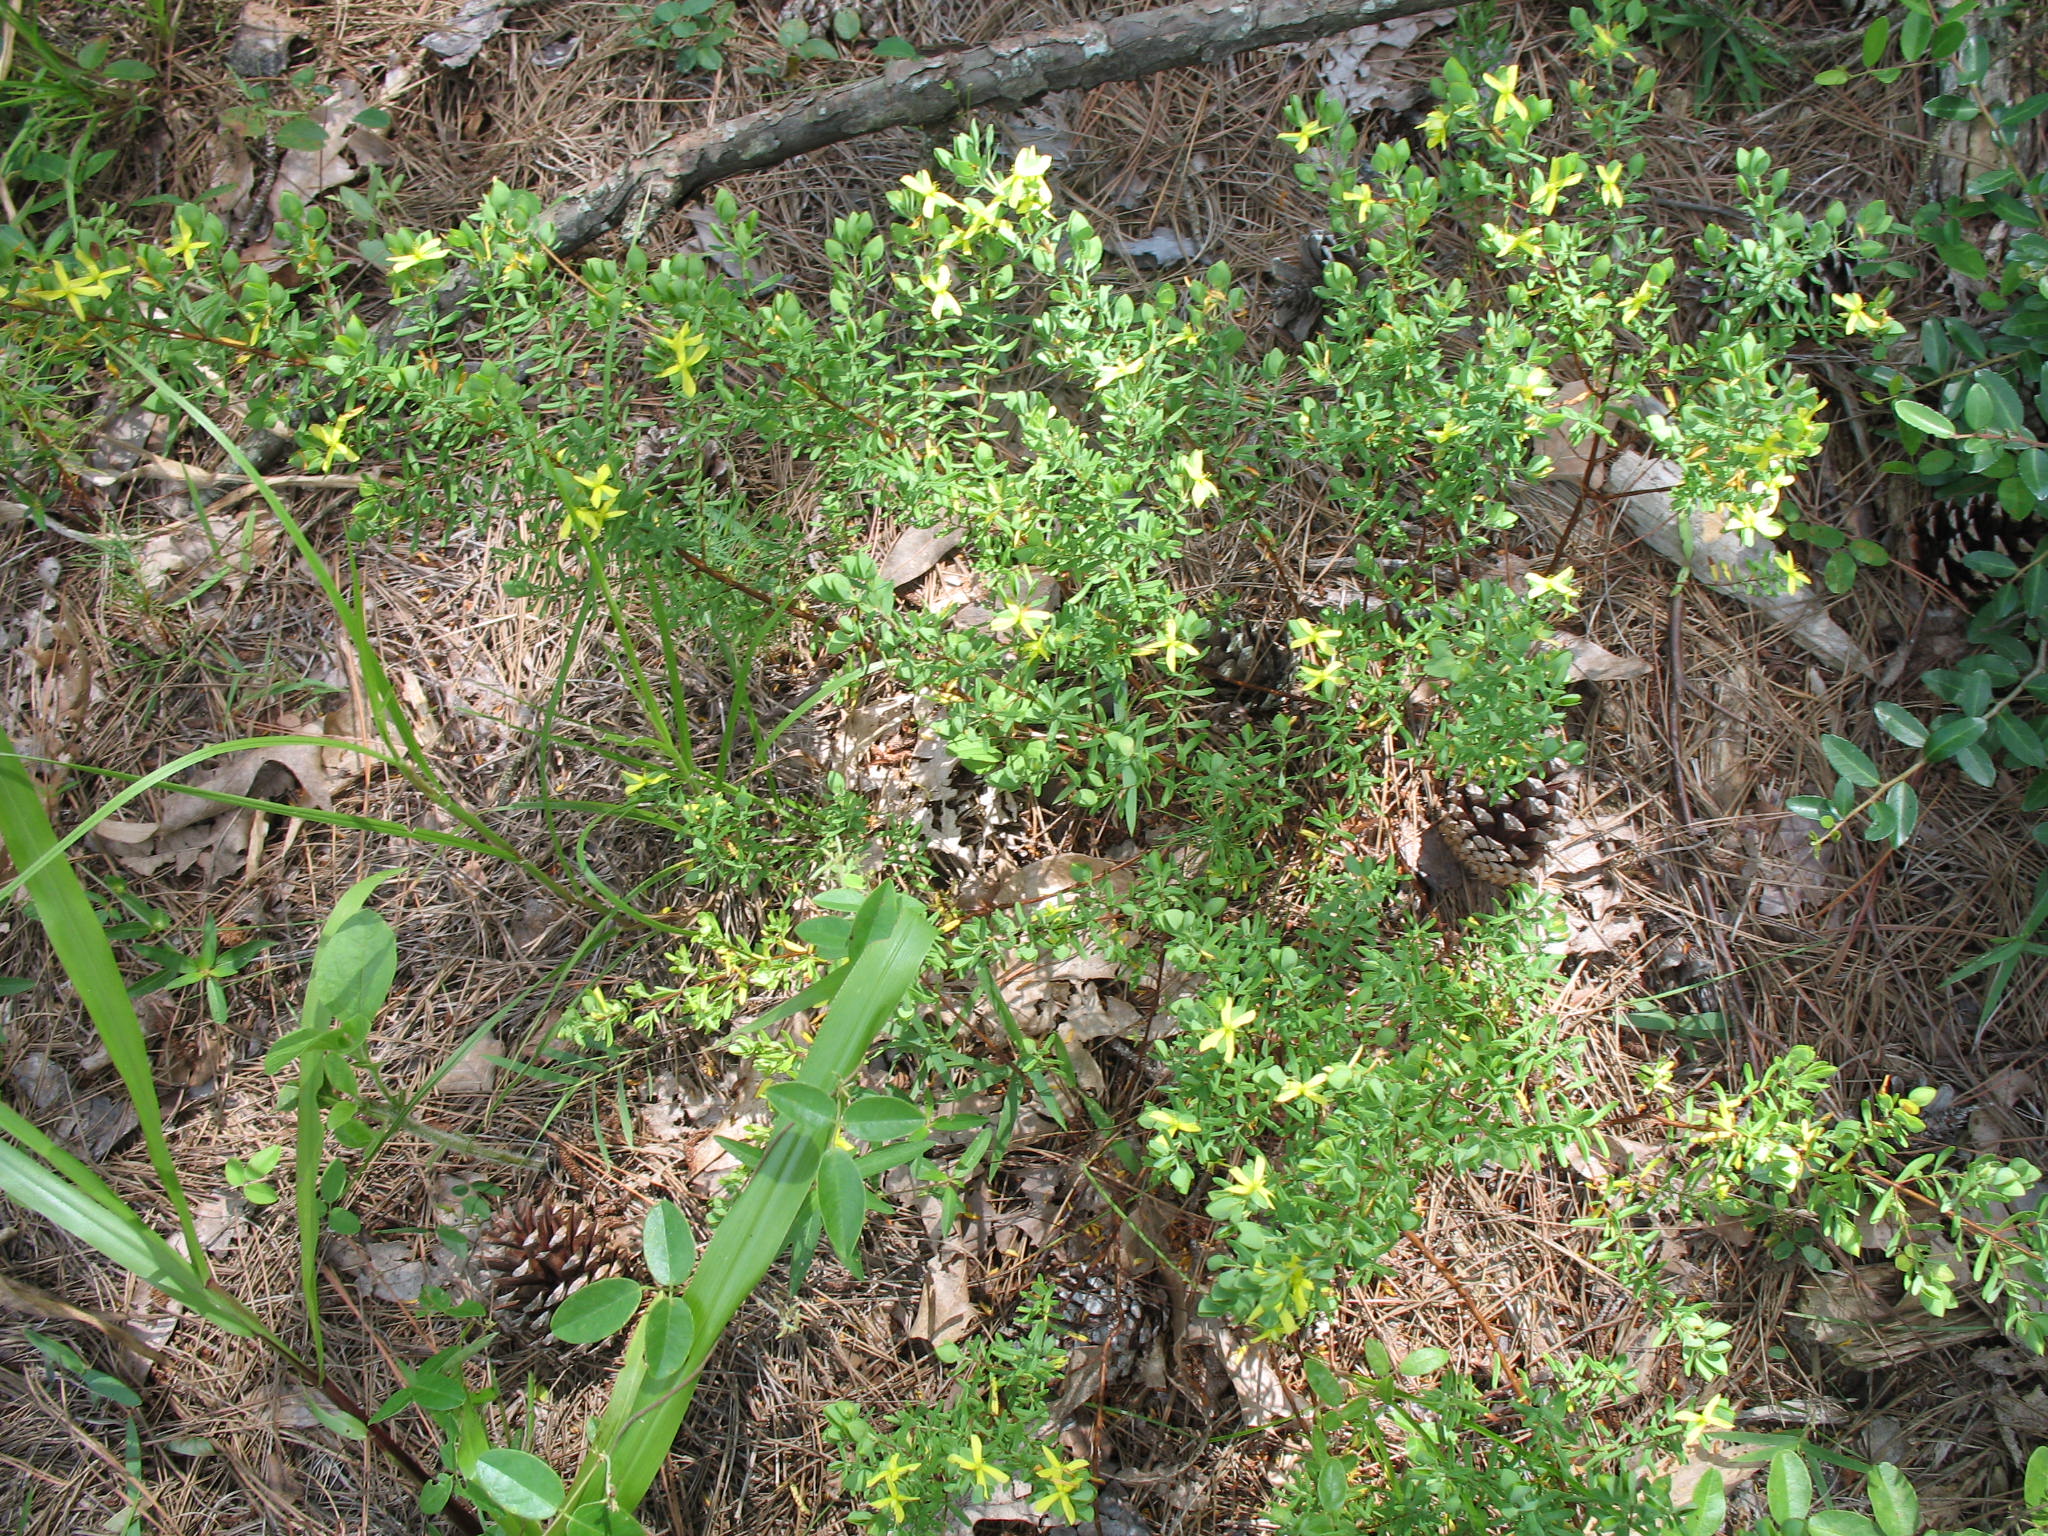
[421,0,512,67]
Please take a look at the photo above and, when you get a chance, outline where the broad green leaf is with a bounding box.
[1860,16,1889,68]
[1396,1347,1450,1376]
[765,1081,838,1133]
[1303,1356,1344,1408]
[1868,1463,1917,1536]
[1685,1468,1726,1536]
[1809,1513,1878,1536]
[565,1509,649,1536]
[842,1093,924,1143]
[274,116,329,153]
[549,1277,645,1345]
[2025,1444,2048,1509]
[1821,734,1881,788]
[1923,715,1988,763]
[1894,400,1956,437]
[1873,703,1927,748]
[817,1144,869,1277]
[1996,712,2047,768]
[1814,67,1850,86]
[638,1295,695,1379]
[1768,1449,1813,1522]
[641,1201,696,1287]
[1886,782,1919,847]
[475,1449,566,1519]
[1955,741,1997,787]
[303,910,398,1037]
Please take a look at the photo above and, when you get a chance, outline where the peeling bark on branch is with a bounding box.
[543,0,1462,254]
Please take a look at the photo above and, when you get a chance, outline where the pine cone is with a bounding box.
[1437,765,1574,886]
[1917,489,2038,597]
[477,1194,629,1338]
[1268,231,1366,346]
[1198,617,1294,701]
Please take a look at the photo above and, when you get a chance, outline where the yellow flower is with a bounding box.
[1140,1106,1202,1137]
[1595,161,1627,208]
[1277,117,1332,154]
[558,463,627,540]
[1222,1154,1276,1210]
[1030,1448,1092,1525]
[1199,997,1256,1063]
[946,1436,1008,1497]
[1526,566,1577,605]
[1132,614,1203,673]
[162,217,211,270]
[1180,449,1218,510]
[652,323,711,395]
[298,406,365,472]
[1274,1071,1330,1106]
[24,254,131,319]
[622,769,671,796]
[388,235,450,273]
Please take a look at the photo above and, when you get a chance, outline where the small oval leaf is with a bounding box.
[1395,1347,1450,1376]
[765,1081,838,1133]
[474,1448,566,1520]
[1767,1448,1813,1523]
[1868,1463,1918,1536]
[548,1276,645,1345]
[1894,399,1957,437]
[642,1200,696,1287]
[843,1092,925,1143]
[1873,702,1928,748]
[817,1144,870,1278]
[639,1294,697,1379]
[1821,733,1882,788]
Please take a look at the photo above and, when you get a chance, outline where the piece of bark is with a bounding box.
[546,0,1466,249]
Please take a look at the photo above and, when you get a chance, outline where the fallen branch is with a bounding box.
[238,0,1454,475]
[542,0,1461,252]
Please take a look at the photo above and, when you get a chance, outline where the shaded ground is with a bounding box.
[2,0,2046,1532]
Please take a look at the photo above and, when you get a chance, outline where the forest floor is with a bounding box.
[2,0,2046,1532]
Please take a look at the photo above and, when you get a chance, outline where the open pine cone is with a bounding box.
[477,1193,629,1338]
[1436,764,1574,886]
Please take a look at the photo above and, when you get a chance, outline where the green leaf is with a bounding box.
[1996,712,2047,768]
[1821,734,1882,788]
[1868,1463,1917,1536]
[1923,715,1988,763]
[1814,68,1850,86]
[274,117,329,153]
[817,1144,869,1277]
[549,1276,645,1344]
[1303,1356,1344,1408]
[765,1081,838,1133]
[0,735,205,1272]
[2025,1444,2048,1510]
[1873,703,1928,748]
[22,1329,142,1406]
[1924,93,1980,122]
[1886,781,1919,847]
[641,1201,696,1287]
[102,58,156,81]
[301,909,398,1037]
[638,1294,695,1378]
[842,1092,924,1143]
[873,35,918,58]
[1860,17,1890,68]
[1894,400,1956,437]
[474,1448,566,1519]
[1955,741,1997,787]
[352,108,392,130]
[1809,1514,1879,1536]
[832,8,861,40]
[1685,1468,1726,1536]
[565,1508,650,1536]
[1824,548,1856,593]
[1396,1347,1450,1376]
[1767,1449,1813,1522]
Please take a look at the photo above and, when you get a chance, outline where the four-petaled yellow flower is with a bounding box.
[1223,1154,1276,1210]
[1595,162,1627,208]
[1275,1070,1330,1106]
[989,585,1053,636]
[1030,1448,1092,1525]
[559,463,627,541]
[1133,613,1203,673]
[1277,117,1332,154]
[622,769,671,796]
[1140,1106,1202,1137]
[946,1435,1008,1497]
[1287,618,1340,653]
[25,254,131,319]
[652,323,711,395]
[1526,566,1577,605]
[1180,449,1218,510]
[1199,997,1256,1063]
[388,235,450,274]
[162,217,211,270]
[299,406,365,472]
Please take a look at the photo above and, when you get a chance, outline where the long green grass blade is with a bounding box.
[548,887,936,1529]
[0,731,202,1268]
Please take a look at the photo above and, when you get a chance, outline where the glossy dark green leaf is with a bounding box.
[1924,714,1988,762]
[1821,733,1881,788]
[1873,702,1927,747]
[1894,400,1955,437]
